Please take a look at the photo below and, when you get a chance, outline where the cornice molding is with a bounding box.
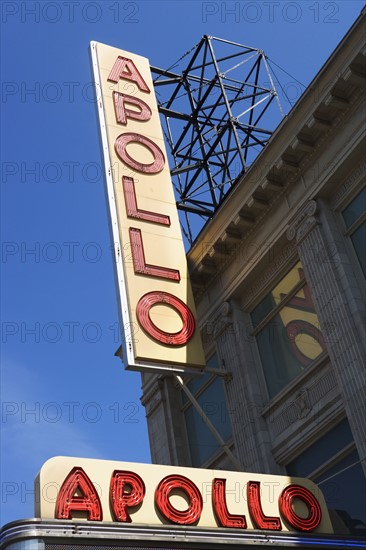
[243,244,297,309]
[332,158,366,209]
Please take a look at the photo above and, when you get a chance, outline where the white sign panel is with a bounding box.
[91,41,205,374]
[35,456,333,533]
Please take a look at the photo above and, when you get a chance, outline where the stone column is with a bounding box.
[287,200,366,474]
[212,302,282,474]
[140,373,190,466]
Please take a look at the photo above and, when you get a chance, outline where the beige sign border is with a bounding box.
[90,41,205,375]
[35,456,333,533]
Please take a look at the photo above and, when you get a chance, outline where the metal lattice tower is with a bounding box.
[151,36,284,246]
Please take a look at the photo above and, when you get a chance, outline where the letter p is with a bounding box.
[2,162,19,182]
[1,82,19,101]
[2,242,19,262]
[1,322,19,343]
[2,402,19,422]
[202,2,219,22]
[2,482,19,503]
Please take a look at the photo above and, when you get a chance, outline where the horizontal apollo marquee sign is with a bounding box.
[35,457,332,533]
[90,41,205,374]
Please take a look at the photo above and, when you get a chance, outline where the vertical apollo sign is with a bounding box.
[91,42,205,373]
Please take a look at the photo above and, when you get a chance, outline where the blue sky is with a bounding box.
[1,0,364,526]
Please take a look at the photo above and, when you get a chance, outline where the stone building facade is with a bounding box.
[141,8,366,532]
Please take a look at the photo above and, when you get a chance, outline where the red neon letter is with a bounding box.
[115,133,165,174]
[279,484,322,532]
[247,481,281,530]
[136,291,196,345]
[113,92,152,126]
[129,228,180,281]
[212,478,247,528]
[123,176,170,225]
[155,475,203,525]
[108,56,150,93]
[110,470,145,522]
[55,467,102,520]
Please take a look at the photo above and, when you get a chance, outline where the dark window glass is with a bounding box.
[185,353,219,399]
[182,354,232,467]
[342,187,366,276]
[252,262,325,398]
[286,418,353,477]
[315,450,366,530]
[287,419,366,532]
[342,187,366,227]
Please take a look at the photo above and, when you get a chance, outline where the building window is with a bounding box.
[286,418,366,533]
[342,187,366,277]
[251,261,326,399]
[182,353,233,467]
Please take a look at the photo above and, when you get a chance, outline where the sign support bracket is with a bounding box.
[175,375,242,471]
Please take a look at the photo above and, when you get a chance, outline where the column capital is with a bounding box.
[205,300,233,339]
[286,200,319,243]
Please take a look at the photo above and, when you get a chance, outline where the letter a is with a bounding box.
[108,57,150,93]
[55,466,102,520]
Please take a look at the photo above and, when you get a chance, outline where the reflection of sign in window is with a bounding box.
[278,267,325,366]
[251,262,325,398]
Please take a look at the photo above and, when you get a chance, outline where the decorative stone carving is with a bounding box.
[294,389,312,418]
[286,200,319,243]
[332,159,366,208]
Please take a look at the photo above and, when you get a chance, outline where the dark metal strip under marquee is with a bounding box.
[1,520,366,549]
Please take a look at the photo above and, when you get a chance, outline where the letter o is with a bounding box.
[42,3,63,23]
[242,2,262,22]
[285,319,325,365]
[279,484,322,531]
[155,474,203,525]
[115,133,165,174]
[136,291,195,345]
[282,2,302,22]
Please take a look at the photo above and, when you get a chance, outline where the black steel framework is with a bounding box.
[151,36,283,246]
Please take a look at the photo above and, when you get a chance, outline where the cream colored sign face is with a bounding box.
[35,456,332,534]
[91,42,205,372]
